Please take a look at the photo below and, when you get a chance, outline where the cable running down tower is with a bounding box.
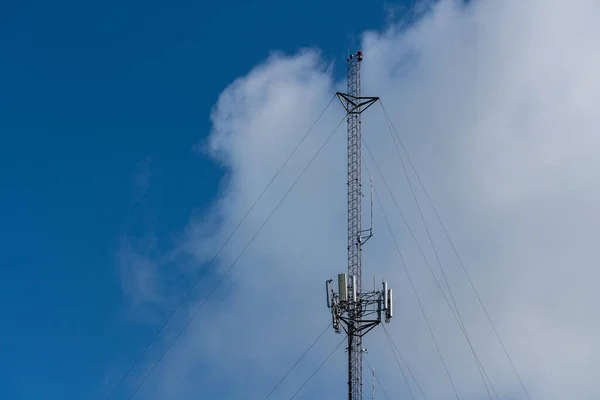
[325,51,393,400]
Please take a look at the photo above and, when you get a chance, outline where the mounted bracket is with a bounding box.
[326,275,393,337]
[336,92,379,114]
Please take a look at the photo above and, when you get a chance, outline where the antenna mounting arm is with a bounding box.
[336,92,379,114]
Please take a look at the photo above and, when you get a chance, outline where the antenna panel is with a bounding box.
[382,281,388,310]
[386,289,393,321]
[338,273,348,302]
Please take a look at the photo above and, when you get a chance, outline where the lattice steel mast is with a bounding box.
[326,51,393,400]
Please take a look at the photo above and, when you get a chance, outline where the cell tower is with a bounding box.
[325,51,393,400]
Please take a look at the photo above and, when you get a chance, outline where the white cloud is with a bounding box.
[118,234,165,319]
[122,0,600,398]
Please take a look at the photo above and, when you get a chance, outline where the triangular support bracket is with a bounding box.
[336,92,379,114]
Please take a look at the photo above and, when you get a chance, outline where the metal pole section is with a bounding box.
[346,52,363,400]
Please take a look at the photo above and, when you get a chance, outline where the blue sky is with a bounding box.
[0,0,416,399]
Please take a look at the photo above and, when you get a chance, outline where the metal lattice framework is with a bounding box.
[326,51,391,400]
